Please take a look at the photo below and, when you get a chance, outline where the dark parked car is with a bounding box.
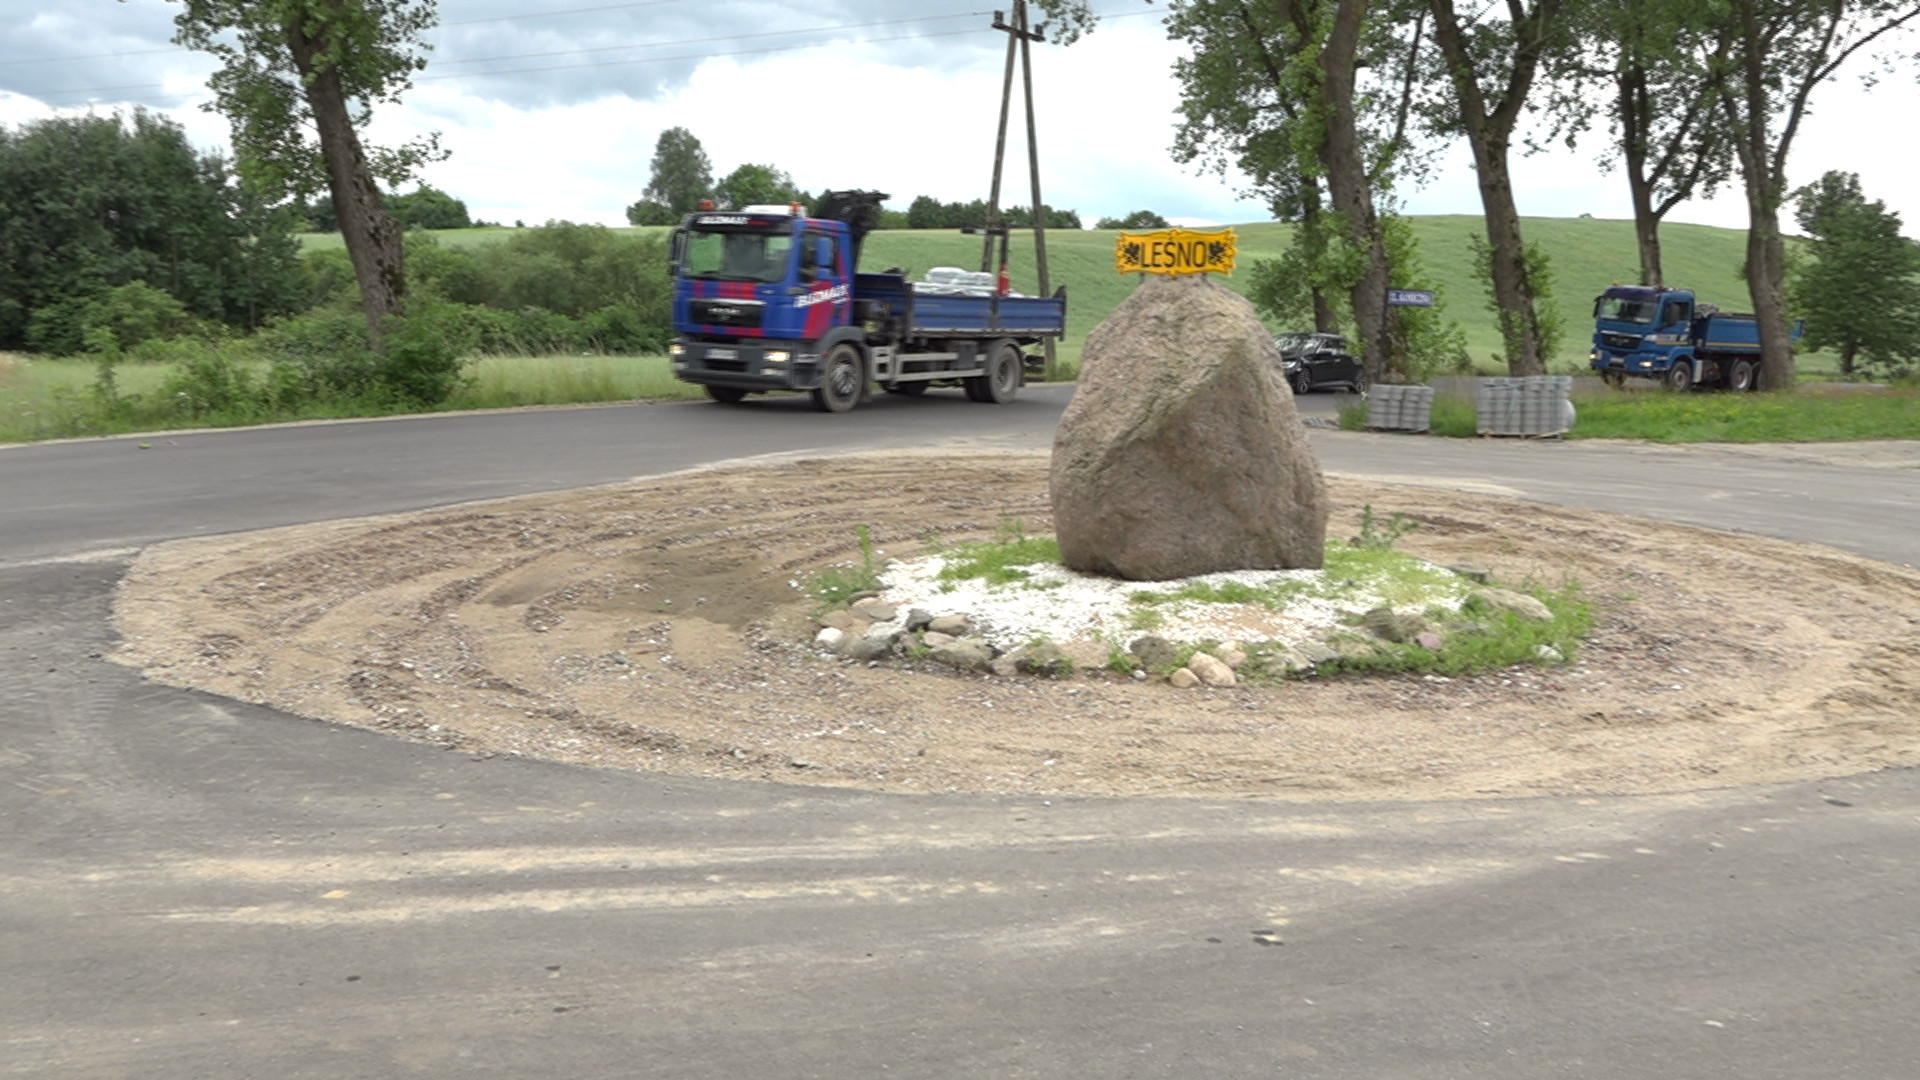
[1274,332,1367,395]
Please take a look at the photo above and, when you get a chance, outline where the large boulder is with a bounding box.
[1050,275,1328,580]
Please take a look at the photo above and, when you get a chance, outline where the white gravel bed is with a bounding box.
[877,556,1452,651]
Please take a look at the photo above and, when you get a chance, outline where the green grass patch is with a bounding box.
[1569,386,1920,442]
[1310,583,1593,679]
[934,521,1063,586]
[1127,540,1465,615]
[806,525,883,609]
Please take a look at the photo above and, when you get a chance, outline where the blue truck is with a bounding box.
[1588,285,1798,391]
[668,190,1067,413]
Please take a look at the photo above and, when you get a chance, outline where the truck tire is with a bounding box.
[705,386,747,404]
[1601,370,1624,389]
[1729,359,1757,392]
[966,341,1022,404]
[1665,362,1692,392]
[811,343,864,413]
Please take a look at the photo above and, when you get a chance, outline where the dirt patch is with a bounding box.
[113,451,1920,802]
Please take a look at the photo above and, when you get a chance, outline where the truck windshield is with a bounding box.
[682,229,793,283]
[1596,297,1658,324]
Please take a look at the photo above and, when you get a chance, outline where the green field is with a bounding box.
[319,215,1817,374]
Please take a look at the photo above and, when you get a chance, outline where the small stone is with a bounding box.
[1363,606,1428,644]
[1296,641,1339,665]
[989,656,1019,678]
[928,614,971,636]
[930,638,996,672]
[1220,647,1248,669]
[1188,652,1236,687]
[1168,667,1201,688]
[921,630,956,647]
[1060,639,1112,671]
[1534,644,1565,664]
[1011,642,1073,677]
[1414,631,1445,651]
[904,607,934,632]
[1444,563,1492,583]
[814,627,846,650]
[819,610,857,631]
[839,624,901,662]
[1471,588,1554,623]
[850,600,897,622]
[1129,634,1179,671]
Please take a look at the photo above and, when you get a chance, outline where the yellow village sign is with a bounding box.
[1114,228,1237,277]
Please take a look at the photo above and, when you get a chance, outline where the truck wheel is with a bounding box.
[811,343,864,413]
[1292,370,1313,395]
[1729,359,1757,392]
[1601,370,1625,389]
[966,342,1021,404]
[705,386,747,404]
[1665,363,1692,392]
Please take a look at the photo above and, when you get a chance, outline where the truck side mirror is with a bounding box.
[669,228,686,274]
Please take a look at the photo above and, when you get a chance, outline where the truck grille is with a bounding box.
[691,299,764,329]
[1602,332,1642,350]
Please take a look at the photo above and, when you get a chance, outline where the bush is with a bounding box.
[25,281,205,355]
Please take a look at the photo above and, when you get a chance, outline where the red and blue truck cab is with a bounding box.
[668,190,1067,413]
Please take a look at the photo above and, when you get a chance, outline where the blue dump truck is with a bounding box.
[668,190,1068,413]
[1589,285,1800,391]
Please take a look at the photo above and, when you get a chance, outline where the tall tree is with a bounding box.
[1708,0,1920,390]
[1426,0,1569,375]
[643,128,714,216]
[1166,0,1431,380]
[713,163,807,210]
[1787,171,1920,378]
[1542,0,1732,285]
[174,0,442,352]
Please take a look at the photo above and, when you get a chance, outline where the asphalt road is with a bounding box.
[4,387,1918,1079]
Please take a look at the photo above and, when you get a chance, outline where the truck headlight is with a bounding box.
[764,350,790,364]
[669,343,685,357]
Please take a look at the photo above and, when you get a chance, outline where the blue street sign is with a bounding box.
[1387,289,1435,307]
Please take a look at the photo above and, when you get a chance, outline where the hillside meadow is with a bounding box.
[306,215,1833,375]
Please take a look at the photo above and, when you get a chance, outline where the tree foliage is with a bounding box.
[1095,210,1171,229]
[0,110,304,351]
[640,127,713,217]
[713,164,808,210]
[1787,171,1920,378]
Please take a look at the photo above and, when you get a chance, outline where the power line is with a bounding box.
[441,0,689,27]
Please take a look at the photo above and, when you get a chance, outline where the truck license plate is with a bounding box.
[707,348,736,360]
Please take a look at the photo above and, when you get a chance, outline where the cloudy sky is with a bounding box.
[4,0,1918,233]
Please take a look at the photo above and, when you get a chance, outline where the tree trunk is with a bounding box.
[1429,0,1552,377]
[1725,0,1794,389]
[285,6,406,351]
[1296,183,1340,333]
[1470,140,1547,376]
[1319,0,1390,384]
[1618,66,1664,286]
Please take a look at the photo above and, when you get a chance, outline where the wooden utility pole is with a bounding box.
[981,1,1058,381]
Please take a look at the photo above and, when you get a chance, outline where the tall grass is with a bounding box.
[0,351,690,443]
